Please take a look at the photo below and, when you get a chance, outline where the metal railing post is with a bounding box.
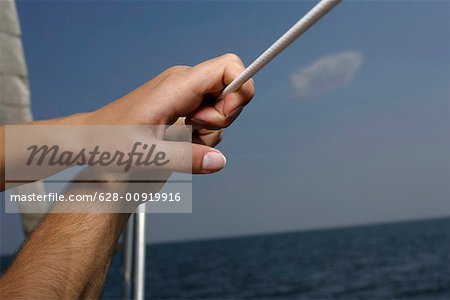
[122,214,134,300]
[134,204,146,300]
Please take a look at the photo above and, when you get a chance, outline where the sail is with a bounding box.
[0,0,47,235]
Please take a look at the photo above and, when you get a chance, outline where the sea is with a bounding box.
[2,217,450,299]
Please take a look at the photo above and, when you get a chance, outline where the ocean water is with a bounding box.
[2,217,450,299]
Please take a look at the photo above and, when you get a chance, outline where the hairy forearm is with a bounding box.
[0,170,134,299]
[0,211,130,299]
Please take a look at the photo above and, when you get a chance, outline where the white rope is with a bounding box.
[220,0,342,97]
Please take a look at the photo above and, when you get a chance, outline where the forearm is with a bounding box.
[0,211,129,299]
[0,112,92,191]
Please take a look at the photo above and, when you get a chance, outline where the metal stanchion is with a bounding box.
[134,204,147,300]
[122,214,134,300]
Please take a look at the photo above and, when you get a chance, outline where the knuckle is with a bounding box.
[239,81,255,102]
[246,80,255,96]
[248,87,255,100]
[223,53,242,64]
[167,65,189,74]
[245,92,254,104]
[220,117,233,128]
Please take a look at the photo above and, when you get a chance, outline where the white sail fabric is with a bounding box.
[1,0,47,235]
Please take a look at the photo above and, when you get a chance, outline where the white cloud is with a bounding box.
[291,51,363,98]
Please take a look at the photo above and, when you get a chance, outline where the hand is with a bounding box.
[90,53,254,127]
[86,53,255,174]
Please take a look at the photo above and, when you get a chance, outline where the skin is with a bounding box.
[0,54,254,299]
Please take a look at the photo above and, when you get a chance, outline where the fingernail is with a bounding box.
[202,151,227,171]
[225,106,243,118]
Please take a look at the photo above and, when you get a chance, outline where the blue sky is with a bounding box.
[1,1,449,254]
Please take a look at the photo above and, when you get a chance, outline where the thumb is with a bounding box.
[156,141,227,174]
[192,145,227,174]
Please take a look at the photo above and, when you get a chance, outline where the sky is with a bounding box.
[1,0,449,255]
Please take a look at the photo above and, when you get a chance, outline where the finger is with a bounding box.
[193,61,246,115]
[185,62,254,127]
[154,54,252,123]
[164,118,191,142]
[184,53,246,96]
[221,77,254,117]
[185,105,242,130]
[165,118,222,146]
[193,129,223,147]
